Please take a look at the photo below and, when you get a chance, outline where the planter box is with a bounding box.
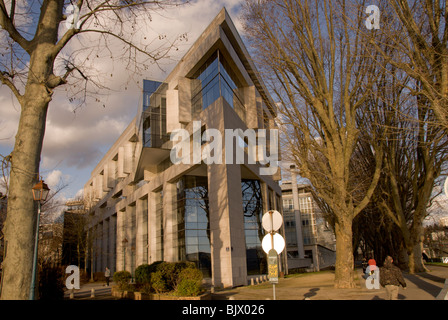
[124,291,135,300]
[134,292,151,300]
[114,287,211,300]
[111,286,124,299]
[132,291,211,300]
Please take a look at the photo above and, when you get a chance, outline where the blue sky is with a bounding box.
[0,0,246,201]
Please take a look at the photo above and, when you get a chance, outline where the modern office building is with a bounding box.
[83,8,283,288]
[282,169,336,271]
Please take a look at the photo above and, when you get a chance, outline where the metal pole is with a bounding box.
[29,201,41,300]
[270,211,276,301]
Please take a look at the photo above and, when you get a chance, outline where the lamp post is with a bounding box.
[29,179,50,300]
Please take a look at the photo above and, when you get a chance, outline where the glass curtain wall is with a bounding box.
[191,50,246,121]
[176,176,211,277]
[142,80,168,148]
[241,179,266,275]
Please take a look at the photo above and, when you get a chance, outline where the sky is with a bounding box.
[0,0,246,202]
[1,0,447,224]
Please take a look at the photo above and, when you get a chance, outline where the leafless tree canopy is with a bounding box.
[0,0,189,300]
[243,0,448,283]
[242,0,386,288]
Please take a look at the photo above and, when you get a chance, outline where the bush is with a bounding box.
[151,270,167,294]
[176,279,202,296]
[145,261,196,292]
[134,261,203,296]
[135,264,152,285]
[175,267,203,297]
[178,266,203,283]
[113,270,131,290]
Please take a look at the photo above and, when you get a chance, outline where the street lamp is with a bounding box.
[29,179,50,300]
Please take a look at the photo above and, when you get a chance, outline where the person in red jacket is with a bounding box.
[367,257,377,274]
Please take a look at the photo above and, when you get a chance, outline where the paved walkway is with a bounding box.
[64,265,448,300]
[213,265,448,300]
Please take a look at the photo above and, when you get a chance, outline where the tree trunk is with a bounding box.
[1,85,50,300]
[408,239,428,274]
[334,216,356,288]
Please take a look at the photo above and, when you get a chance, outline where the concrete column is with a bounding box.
[110,214,117,274]
[117,209,126,271]
[136,196,149,266]
[178,77,193,123]
[127,204,136,274]
[136,199,143,267]
[117,147,126,178]
[163,182,178,262]
[243,86,258,129]
[102,219,109,271]
[148,191,159,263]
[208,162,246,288]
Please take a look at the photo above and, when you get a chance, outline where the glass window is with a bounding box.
[241,179,266,275]
[176,176,211,277]
[191,50,246,121]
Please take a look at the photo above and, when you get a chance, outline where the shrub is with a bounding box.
[178,266,203,283]
[175,267,203,297]
[113,270,131,290]
[135,264,152,285]
[151,270,167,294]
[137,261,203,296]
[176,279,202,296]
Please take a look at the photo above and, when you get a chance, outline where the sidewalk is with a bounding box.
[212,265,448,300]
[64,265,448,300]
[63,281,113,300]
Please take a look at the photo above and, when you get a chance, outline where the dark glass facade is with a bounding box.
[176,176,211,277]
[142,80,169,148]
[191,50,246,121]
[241,179,266,275]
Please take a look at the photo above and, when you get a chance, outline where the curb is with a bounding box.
[436,279,448,300]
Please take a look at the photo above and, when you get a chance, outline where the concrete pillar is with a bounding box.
[136,196,149,266]
[110,214,117,274]
[149,190,162,262]
[127,204,136,275]
[102,219,109,271]
[163,182,178,262]
[208,162,247,288]
[117,209,126,271]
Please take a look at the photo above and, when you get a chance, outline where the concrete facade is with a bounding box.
[83,8,282,288]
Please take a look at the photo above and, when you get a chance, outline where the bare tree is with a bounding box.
[242,0,384,288]
[373,0,448,130]
[350,32,448,273]
[0,0,188,299]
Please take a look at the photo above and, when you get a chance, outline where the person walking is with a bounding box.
[362,258,368,274]
[105,267,111,287]
[379,256,407,300]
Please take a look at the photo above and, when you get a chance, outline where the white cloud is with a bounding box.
[45,169,71,189]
